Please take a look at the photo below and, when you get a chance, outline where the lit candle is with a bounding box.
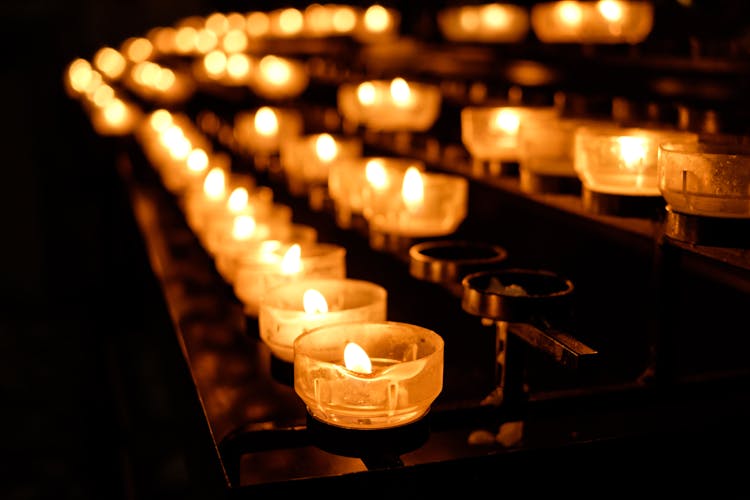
[658,141,750,219]
[293,321,444,429]
[574,124,698,196]
[233,106,303,157]
[437,3,530,43]
[328,157,426,229]
[352,4,400,43]
[363,166,469,239]
[259,278,388,363]
[531,0,654,44]
[233,242,346,317]
[249,55,310,100]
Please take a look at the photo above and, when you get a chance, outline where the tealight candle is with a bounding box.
[89,97,141,136]
[279,133,363,199]
[328,157,426,229]
[352,4,400,43]
[461,105,559,167]
[574,124,698,197]
[363,166,469,240]
[259,278,387,363]
[531,0,654,44]
[233,106,304,158]
[249,55,310,100]
[658,142,750,219]
[437,3,530,43]
[234,242,347,317]
[293,321,444,429]
[339,78,442,133]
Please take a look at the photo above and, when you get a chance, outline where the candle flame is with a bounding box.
[332,7,357,32]
[67,59,94,93]
[93,46,126,80]
[203,167,226,200]
[493,109,521,134]
[226,53,251,79]
[279,8,304,35]
[280,243,302,275]
[255,107,279,136]
[617,136,648,170]
[195,29,218,54]
[92,84,115,108]
[356,81,376,106]
[149,109,173,132]
[401,166,424,209]
[390,77,412,107]
[222,29,248,53]
[315,134,338,162]
[482,4,510,29]
[246,12,270,37]
[154,68,176,92]
[558,1,583,26]
[123,37,152,63]
[344,342,372,374]
[259,55,291,84]
[364,5,390,33]
[227,187,249,213]
[186,148,209,173]
[459,9,480,31]
[103,99,127,125]
[597,0,623,21]
[303,289,328,314]
[232,214,256,239]
[365,159,388,190]
[204,50,227,76]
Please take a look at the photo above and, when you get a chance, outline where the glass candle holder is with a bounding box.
[294,321,444,430]
[234,242,347,317]
[574,125,698,196]
[280,133,363,197]
[259,278,388,363]
[339,78,442,132]
[363,167,469,239]
[233,106,304,157]
[249,55,310,100]
[531,0,654,44]
[462,105,559,163]
[658,142,750,219]
[437,3,530,43]
[328,157,426,229]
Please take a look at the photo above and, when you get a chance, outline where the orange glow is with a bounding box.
[195,29,218,54]
[93,47,126,80]
[103,98,127,125]
[401,167,424,210]
[232,215,257,240]
[132,61,159,86]
[187,148,209,172]
[459,9,480,31]
[344,342,372,374]
[482,4,510,29]
[617,136,647,169]
[222,29,248,53]
[279,8,304,35]
[154,68,176,92]
[149,109,173,132]
[150,26,177,54]
[205,12,229,36]
[390,77,412,107]
[365,159,388,190]
[123,37,153,63]
[315,134,338,162]
[255,107,279,136]
[493,109,521,134]
[258,55,291,84]
[67,59,94,93]
[597,0,623,21]
[203,167,226,200]
[226,53,251,79]
[357,81,376,105]
[303,289,328,314]
[204,50,227,76]
[280,244,302,275]
[91,84,115,107]
[364,5,390,32]
[246,12,270,37]
[332,6,357,32]
[557,1,583,26]
[175,26,198,54]
[227,187,249,213]
[227,12,246,30]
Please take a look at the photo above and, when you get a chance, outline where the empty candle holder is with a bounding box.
[574,124,698,217]
[659,141,750,247]
[530,0,654,44]
[437,3,530,43]
[462,105,559,177]
[409,240,509,296]
[293,321,444,430]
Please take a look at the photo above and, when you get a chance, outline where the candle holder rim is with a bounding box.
[261,277,388,307]
[461,268,574,298]
[409,239,509,265]
[659,140,750,156]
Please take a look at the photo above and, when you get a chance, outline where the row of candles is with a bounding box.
[65,2,750,432]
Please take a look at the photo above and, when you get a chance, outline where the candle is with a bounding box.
[462,105,559,163]
[658,141,750,218]
[363,166,469,239]
[338,78,442,132]
[574,124,698,196]
[249,55,310,100]
[259,278,387,363]
[279,133,362,197]
[234,106,303,157]
[293,321,444,429]
[352,4,400,43]
[531,0,654,44]
[328,157,426,229]
[89,96,141,136]
[234,242,347,317]
[437,3,530,43]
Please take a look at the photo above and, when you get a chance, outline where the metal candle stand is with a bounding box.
[461,269,598,409]
[664,205,750,248]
